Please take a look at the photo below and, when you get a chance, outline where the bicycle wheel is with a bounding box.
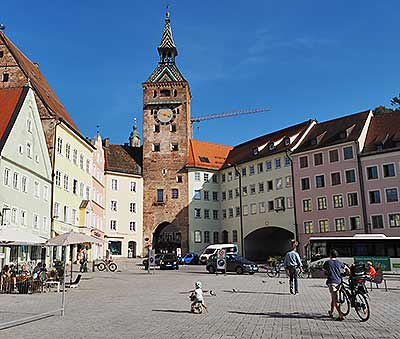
[108,263,117,272]
[266,268,278,278]
[354,293,370,322]
[338,289,350,316]
[97,262,106,271]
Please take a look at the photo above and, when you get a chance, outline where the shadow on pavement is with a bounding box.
[228,311,328,320]
[152,309,193,314]
[222,290,288,296]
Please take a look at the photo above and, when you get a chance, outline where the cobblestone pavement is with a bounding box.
[1,259,400,339]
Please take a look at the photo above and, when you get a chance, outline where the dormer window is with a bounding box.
[253,148,259,155]
[160,89,171,97]
[310,139,317,146]
[268,143,275,151]
[284,138,290,146]
[199,156,210,163]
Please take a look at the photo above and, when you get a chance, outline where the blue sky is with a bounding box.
[2,1,399,146]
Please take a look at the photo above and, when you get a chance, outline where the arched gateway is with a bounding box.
[244,226,295,262]
[153,222,182,253]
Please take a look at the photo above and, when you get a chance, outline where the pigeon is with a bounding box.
[210,290,217,296]
[278,281,285,284]
[232,288,238,293]
[261,280,267,283]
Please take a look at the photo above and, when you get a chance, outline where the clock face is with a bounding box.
[157,108,173,123]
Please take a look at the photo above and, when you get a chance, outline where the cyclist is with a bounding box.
[323,249,350,321]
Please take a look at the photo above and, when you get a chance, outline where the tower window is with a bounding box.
[170,124,176,132]
[154,124,160,133]
[174,89,177,97]
[152,143,160,152]
[171,143,179,151]
[160,89,171,97]
[0,51,3,58]
[3,73,9,82]
[176,175,183,183]
[156,189,164,203]
[153,90,157,98]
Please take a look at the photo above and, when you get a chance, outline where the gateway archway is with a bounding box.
[244,227,294,261]
[153,222,182,254]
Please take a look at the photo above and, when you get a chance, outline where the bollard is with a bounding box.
[92,260,95,272]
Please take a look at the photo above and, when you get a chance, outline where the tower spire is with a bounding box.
[158,7,178,63]
[129,117,140,147]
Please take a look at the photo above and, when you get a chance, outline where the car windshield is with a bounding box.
[163,254,175,260]
[225,247,237,253]
[203,249,215,255]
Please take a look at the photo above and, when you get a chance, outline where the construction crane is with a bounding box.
[190,108,270,124]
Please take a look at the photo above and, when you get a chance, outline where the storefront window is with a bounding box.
[109,241,122,255]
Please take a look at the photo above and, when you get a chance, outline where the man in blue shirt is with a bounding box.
[283,240,302,295]
[323,249,350,321]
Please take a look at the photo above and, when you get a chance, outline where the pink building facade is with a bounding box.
[293,111,372,256]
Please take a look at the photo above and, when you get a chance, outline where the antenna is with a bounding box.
[96,125,100,135]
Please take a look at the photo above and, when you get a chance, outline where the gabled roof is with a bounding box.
[0,32,77,129]
[145,62,186,83]
[294,111,370,153]
[0,87,26,150]
[104,144,142,175]
[362,112,400,154]
[224,120,313,166]
[187,140,233,170]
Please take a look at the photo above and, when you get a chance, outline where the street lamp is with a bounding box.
[231,164,245,257]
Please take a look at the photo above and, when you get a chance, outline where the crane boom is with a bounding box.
[190,108,270,123]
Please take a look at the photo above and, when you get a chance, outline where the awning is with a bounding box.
[0,227,47,245]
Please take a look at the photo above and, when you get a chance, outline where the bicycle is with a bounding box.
[338,275,370,322]
[96,259,118,272]
[266,261,285,278]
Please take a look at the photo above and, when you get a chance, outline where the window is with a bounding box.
[266,161,272,171]
[26,142,32,158]
[111,179,118,191]
[194,190,201,200]
[194,172,201,181]
[43,216,48,231]
[348,192,358,207]
[345,169,356,183]
[33,214,39,229]
[213,232,219,244]
[57,138,63,154]
[170,124,176,132]
[80,183,84,198]
[257,163,263,173]
[176,175,183,183]
[204,173,209,182]
[25,120,31,133]
[72,209,77,225]
[258,182,264,193]
[130,222,136,231]
[304,221,313,234]
[110,200,117,211]
[242,187,247,196]
[383,163,395,177]
[251,203,257,214]
[314,153,323,166]
[232,230,238,243]
[333,194,343,208]
[79,154,84,170]
[243,205,249,215]
[250,184,256,195]
[194,209,201,219]
[249,166,255,175]
[54,202,60,218]
[275,158,281,169]
[204,209,210,219]
[343,146,353,159]
[366,166,378,180]
[65,143,71,160]
[227,190,233,199]
[267,180,273,191]
[335,218,345,231]
[331,172,341,186]
[157,189,164,203]
[63,174,69,191]
[213,210,219,220]
[222,209,227,218]
[72,179,78,195]
[299,156,308,168]
[154,124,160,133]
[12,172,19,190]
[369,190,381,204]
[172,188,179,199]
[259,202,266,213]
[317,197,327,210]
[284,156,291,167]
[371,215,384,229]
[171,143,179,151]
[389,214,400,227]
[212,174,218,183]
[227,172,233,181]
[384,188,398,203]
[221,174,226,182]
[300,177,309,191]
[34,181,39,197]
[315,175,325,188]
[152,143,160,152]
[268,201,274,211]
[319,220,329,233]
[130,182,136,192]
[303,199,312,212]
[229,208,234,218]
[287,197,294,209]
[110,220,117,231]
[350,216,361,230]
[63,206,69,223]
[73,149,78,165]
[234,188,239,197]
[129,202,136,213]
[274,197,285,211]
[3,168,10,186]
[285,176,292,188]
[275,178,283,190]
[2,73,9,82]
[0,51,3,57]
[11,208,17,224]
[329,149,339,163]
[160,89,171,97]
[18,145,23,154]
[21,176,27,193]
[86,159,90,173]
[212,192,218,201]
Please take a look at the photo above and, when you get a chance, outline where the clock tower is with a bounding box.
[142,10,191,254]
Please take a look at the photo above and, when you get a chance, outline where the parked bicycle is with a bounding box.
[338,275,370,322]
[266,261,285,278]
[95,259,118,272]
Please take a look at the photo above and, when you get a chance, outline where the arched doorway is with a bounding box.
[244,227,294,261]
[153,222,182,254]
[222,230,228,243]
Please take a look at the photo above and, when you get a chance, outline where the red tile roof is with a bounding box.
[362,112,400,154]
[0,32,78,129]
[0,87,24,146]
[187,140,233,170]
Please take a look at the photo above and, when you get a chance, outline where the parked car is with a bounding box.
[179,252,199,265]
[199,244,238,265]
[142,253,163,269]
[206,253,259,274]
[159,253,179,270]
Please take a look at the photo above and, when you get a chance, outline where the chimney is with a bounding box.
[33,62,40,68]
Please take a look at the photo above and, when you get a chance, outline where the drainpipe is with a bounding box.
[285,149,299,242]
[356,141,369,234]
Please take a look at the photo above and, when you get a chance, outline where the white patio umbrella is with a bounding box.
[0,227,47,245]
[45,231,103,316]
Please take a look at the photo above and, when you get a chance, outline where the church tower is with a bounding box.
[142,10,191,253]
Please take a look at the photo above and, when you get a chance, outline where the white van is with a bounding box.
[199,244,238,264]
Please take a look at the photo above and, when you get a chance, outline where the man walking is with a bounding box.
[283,240,302,295]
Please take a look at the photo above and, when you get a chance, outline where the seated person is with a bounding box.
[32,262,43,280]
[19,264,30,275]
[367,261,377,279]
